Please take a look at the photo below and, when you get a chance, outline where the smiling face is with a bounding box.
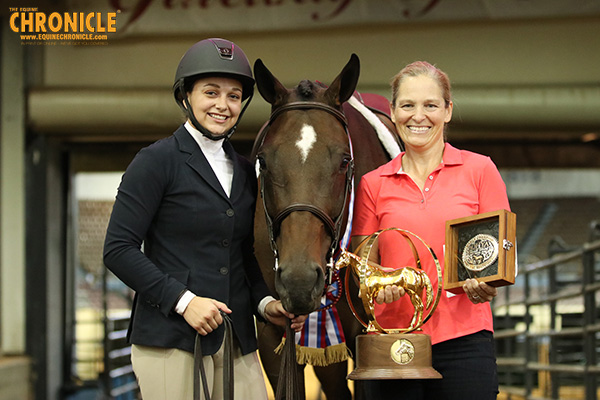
[186,76,243,137]
[390,74,453,151]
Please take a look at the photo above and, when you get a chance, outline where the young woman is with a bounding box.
[104,38,305,400]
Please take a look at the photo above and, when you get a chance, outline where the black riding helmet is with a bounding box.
[173,38,255,141]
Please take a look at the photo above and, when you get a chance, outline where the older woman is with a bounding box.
[351,61,509,400]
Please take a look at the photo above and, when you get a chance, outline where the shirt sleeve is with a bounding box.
[478,157,511,213]
[257,295,277,319]
[174,290,196,315]
[352,175,381,237]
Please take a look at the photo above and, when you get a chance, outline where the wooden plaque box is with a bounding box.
[444,209,516,294]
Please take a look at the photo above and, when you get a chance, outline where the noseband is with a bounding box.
[256,101,355,283]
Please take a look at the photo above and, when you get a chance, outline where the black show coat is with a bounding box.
[104,125,271,355]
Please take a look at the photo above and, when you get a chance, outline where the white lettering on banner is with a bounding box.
[70,0,600,36]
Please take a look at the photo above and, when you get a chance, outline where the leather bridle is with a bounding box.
[255,101,355,285]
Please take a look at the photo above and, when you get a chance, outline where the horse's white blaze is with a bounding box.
[296,124,317,163]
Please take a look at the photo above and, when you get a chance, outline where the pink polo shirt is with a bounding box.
[352,143,510,345]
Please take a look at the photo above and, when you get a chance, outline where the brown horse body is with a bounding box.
[252,55,401,399]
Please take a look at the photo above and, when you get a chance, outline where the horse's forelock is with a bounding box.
[295,80,319,100]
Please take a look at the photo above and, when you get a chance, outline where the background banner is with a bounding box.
[54,0,600,36]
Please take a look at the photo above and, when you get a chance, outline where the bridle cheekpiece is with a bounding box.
[256,101,355,289]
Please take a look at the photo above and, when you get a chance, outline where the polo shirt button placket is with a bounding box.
[419,191,426,207]
[421,175,434,206]
[420,177,432,207]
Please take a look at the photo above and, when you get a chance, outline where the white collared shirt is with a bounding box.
[184,121,233,197]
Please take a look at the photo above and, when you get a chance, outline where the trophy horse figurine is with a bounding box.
[335,249,434,332]
[335,227,443,379]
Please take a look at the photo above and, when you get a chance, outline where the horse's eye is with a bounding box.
[340,156,352,171]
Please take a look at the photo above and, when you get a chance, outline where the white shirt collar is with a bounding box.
[183,121,233,197]
[184,121,225,156]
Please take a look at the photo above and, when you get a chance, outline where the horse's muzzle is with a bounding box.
[274,261,324,315]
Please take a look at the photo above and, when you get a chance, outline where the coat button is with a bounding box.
[220,267,229,275]
[222,239,230,247]
[226,209,235,217]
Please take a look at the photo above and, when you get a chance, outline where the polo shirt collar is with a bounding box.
[441,143,463,166]
[380,142,463,177]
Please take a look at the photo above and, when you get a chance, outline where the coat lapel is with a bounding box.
[224,140,247,204]
[174,126,231,203]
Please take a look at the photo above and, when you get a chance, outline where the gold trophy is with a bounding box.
[335,228,442,380]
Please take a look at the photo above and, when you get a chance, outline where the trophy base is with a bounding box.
[347,333,442,380]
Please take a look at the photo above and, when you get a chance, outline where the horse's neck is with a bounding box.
[344,98,400,183]
[346,96,401,160]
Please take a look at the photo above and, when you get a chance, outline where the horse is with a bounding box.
[335,248,434,332]
[251,54,402,399]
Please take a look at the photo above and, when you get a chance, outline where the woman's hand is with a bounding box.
[182,297,232,335]
[374,285,405,304]
[463,278,497,304]
[264,300,307,332]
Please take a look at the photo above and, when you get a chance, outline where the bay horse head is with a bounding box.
[253,54,360,315]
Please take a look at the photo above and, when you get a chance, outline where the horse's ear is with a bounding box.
[324,53,360,107]
[254,58,288,105]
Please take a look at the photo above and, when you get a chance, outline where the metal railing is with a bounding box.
[102,311,139,399]
[494,222,600,400]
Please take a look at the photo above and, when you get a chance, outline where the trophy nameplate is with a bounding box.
[336,228,443,380]
[444,209,516,294]
[352,334,440,379]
